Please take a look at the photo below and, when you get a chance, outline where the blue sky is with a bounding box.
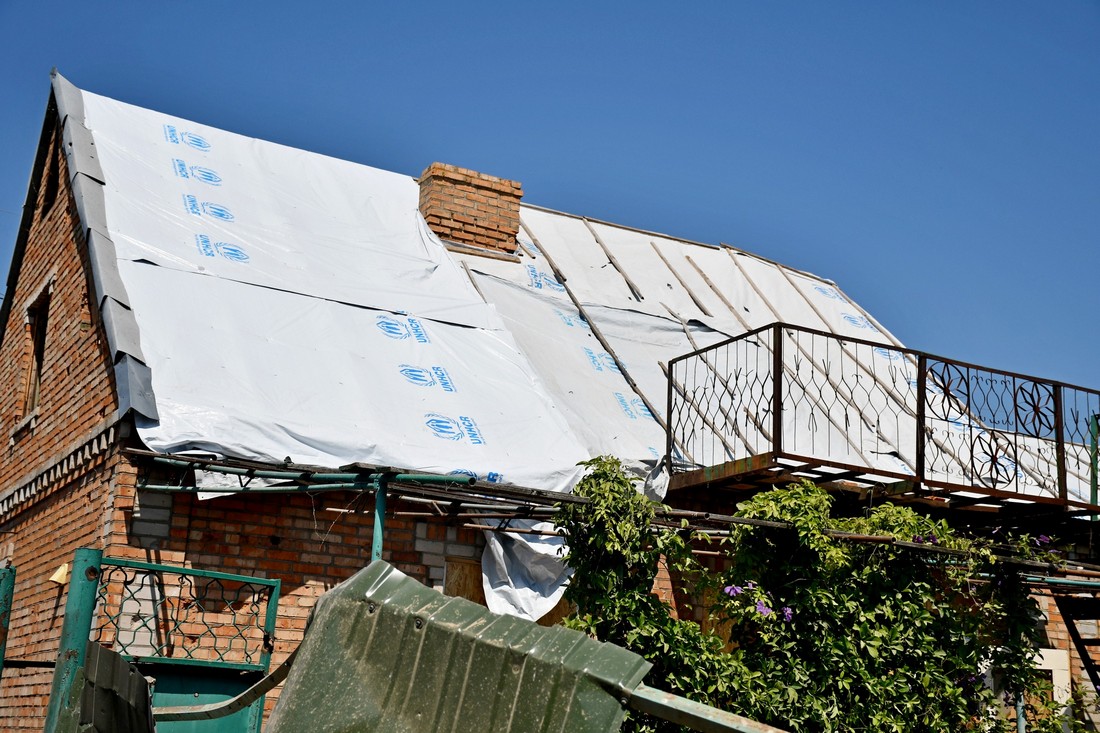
[2,2,1098,386]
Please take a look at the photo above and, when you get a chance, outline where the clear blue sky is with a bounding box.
[2,2,1098,386]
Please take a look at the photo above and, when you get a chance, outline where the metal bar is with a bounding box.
[372,475,387,564]
[1090,414,1098,510]
[101,557,281,587]
[260,577,281,673]
[667,341,675,472]
[154,647,298,722]
[44,548,103,733]
[1026,576,1100,589]
[0,565,14,683]
[147,456,475,487]
[771,324,783,455]
[628,683,788,733]
[916,354,927,491]
[1055,386,1068,501]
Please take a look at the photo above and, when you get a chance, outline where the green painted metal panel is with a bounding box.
[145,664,263,733]
[265,561,652,733]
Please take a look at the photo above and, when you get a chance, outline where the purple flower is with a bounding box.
[781,606,793,622]
[756,600,772,616]
[913,535,924,544]
[1037,535,1051,545]
[927,534,938,545]
[724,585,743,597]
[746,581,756,591]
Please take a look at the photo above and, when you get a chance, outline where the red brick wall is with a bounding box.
[0,123,123,730]
[102,482,486,717]
[418,162,523,255]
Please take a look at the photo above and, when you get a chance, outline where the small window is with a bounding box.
[23,294,49,415]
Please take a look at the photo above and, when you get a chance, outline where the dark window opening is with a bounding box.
[23,295,49,415]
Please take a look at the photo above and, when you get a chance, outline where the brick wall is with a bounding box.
[101,481,486,717]
[418,162,523,255]
[0,122,124,731]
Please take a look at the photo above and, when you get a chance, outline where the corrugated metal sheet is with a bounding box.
[265,561,652,733]
[56,643,155,733]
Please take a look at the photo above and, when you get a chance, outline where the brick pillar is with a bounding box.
[418,163,523,255]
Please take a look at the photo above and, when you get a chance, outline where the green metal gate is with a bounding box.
[45,549,280,733]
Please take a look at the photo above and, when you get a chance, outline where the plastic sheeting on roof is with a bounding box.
[77,89,590,495]
[62,77,959,621]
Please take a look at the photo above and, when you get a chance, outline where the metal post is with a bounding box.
[1090,414,1098,513]
[915,355,927,491]
[372,475,388,564]
[0,564,14,683]
[666,356,675,475]
[1053,386,1067,501]
[771,324,783,456]
[1016,695,1026,732]
[43,548,103,733]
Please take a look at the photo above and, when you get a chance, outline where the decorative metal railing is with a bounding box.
[667,323,1100,507]
[93,557,280,670]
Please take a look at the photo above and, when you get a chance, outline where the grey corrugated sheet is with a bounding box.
[55,642,155,733]
[51,71,158,421]
[266,561,652,733]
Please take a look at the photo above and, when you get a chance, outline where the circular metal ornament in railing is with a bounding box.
[971,431,1018,489]
[1014,381,1055,438]
[926,361,968,421]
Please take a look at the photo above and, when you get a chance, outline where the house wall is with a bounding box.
[101,478,486,718]
[0,123,124,730]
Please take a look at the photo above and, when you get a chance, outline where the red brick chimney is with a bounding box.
[418,163,523,256]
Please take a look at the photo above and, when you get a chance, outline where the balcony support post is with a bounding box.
[1054,387,1067,502]
[915,355,927,492]
[771,325,783,456]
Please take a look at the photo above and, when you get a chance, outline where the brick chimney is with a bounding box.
[418,163,523,256]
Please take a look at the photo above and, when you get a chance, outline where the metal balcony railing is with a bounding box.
[666,323,1100,512]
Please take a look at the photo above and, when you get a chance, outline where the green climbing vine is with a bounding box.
[556,456,1082,733]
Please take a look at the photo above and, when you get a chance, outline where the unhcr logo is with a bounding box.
[814,285,845,301]
[407,318,430,344]
[841,313,878,332]
[376,316,411,340]
[201,202,235,221]
[191,166,223,186]
[398,365,456,391]
[431,366,456,392]
[615,392,637,419]
[583,347,603,372]
[164,125,211,152]
[184,196,234,221]
[425,413,464,441]
[195,235,249,263]
[399,365,436,387]
[458,415,485,445]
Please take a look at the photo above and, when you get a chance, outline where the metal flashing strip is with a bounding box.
[50,72,157,421]
[100,299,145,362]
[50,69,85,127]
[84,229,130,308]
[60,119,104,184]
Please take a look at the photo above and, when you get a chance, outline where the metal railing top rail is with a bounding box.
[667,322,1100,509]
[668,322,1099,395]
